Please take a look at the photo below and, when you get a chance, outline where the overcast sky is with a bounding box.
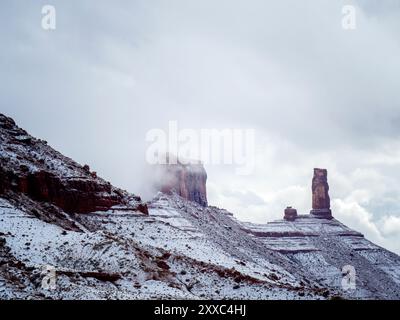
[1,0,400,253]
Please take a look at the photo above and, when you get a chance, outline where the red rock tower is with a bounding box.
[310,168,333,219]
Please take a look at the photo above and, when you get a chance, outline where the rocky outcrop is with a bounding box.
[0,168,123,214]
[0,113,148,215]
[157,157,207,207]
[284,207,298,221]
[310,168,332,219]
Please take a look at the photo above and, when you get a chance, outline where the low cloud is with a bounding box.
[380,216,400,237]
[333,198,400,254]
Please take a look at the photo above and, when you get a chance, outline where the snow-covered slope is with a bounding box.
[1,192,400,299]
[0,195,314,299]
[1,113,400,300]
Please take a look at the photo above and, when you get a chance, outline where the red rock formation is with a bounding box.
[310,168,332,219]
[157,156,208,207]
[0,113,148,215]
[284,207,297,221]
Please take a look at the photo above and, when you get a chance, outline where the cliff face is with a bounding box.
[0,168,124,214]
[0,113,148,217]
[158,159,208,207]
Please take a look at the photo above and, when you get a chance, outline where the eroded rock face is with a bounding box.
[310,168,332,219]
[1,169,123,214]
[0,113,148,215]
[158,159,208,207]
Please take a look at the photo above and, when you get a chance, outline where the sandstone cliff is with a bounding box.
[0,113,148,225]
[156,156,208,207]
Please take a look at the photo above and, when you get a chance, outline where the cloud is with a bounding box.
[1,1,400,253]
[380,215,400,237]
[333,198,400,254]
[332,198,383,242]
[221,189,267,207]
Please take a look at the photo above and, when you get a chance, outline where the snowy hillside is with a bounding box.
[2,192,400,299]
[1,113,400,300]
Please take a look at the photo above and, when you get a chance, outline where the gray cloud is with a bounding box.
[1,1,400,252]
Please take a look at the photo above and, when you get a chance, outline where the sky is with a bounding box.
[1,1,400,253]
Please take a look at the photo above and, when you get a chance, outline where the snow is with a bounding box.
[1,193,400,300]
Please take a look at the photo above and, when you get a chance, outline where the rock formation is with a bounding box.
[0,113,148,216]
[157,156,208,207]
[284,206,297,221]
[310,168,332,219]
